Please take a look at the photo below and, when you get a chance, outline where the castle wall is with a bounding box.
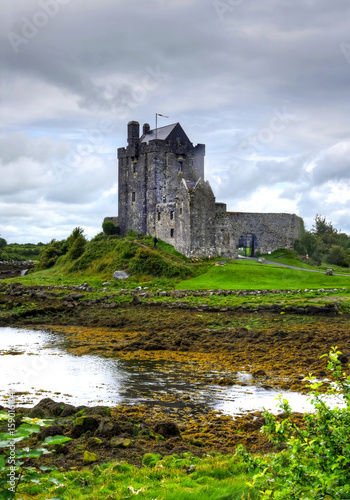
[188,180,217,257]
[215,212,303,255]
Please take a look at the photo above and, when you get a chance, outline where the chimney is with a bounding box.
[127,121,140,146]
[143,123,150,135]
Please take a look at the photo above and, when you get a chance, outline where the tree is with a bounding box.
[0,237,7,250]
[327,245,349,267]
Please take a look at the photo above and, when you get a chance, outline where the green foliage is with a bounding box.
[142,453,162,468]
[240,348,350,499]
[36,240,66,270]
[326,245,349,267]
[67,234,87,261]
[294,214,350,266]
[17,451,256,500]
[0,238,7,250]
[102,221,120,235]
[0,415,70,498]
[128,247,191,278]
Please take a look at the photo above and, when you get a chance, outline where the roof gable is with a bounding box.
[140,122,192,145]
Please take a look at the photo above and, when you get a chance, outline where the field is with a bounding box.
[177,259,350,290]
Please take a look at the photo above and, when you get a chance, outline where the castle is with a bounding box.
[117,120,302,258]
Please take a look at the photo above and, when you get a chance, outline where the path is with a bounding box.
[238,256,350,277]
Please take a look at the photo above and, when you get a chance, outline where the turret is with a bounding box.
[127,121,140,146]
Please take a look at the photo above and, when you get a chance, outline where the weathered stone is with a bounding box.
[110,437,132,448]
[113,271,130,280]
[326,269,334,275]
[71,416,100,438]
[83,451,99,462]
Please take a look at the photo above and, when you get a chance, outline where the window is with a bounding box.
[180,207,183,215]
[133,162,137,173]
[157,211,161,221]
[178,161,183,172]
[163,196,166,203]
[170,229,174,238]
[132,192,136,202]
[170,211,174,220]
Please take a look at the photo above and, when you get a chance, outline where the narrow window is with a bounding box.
[170,229,174,238]
[180,207,183,215]
[170,211,174,220]
[132,192,135,202]
[178,161,183,172]
[163,196,166,203]
[157,211,161,221]
[133,162,137,173]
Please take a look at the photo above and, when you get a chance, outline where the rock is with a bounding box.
[38,425,64,440]
[131,294,142,305]
[95,417,121,438]
[216,377,235,386]
[326,269,334,275]
[258,257,266,263]
[154,421,181,438]
[87,437,103,446]
[71,416,100,438]
[113,271,130,280]
[83,451,99,462]
[26,398,66,418]
[60,404,77,417]
[110,437,132,448]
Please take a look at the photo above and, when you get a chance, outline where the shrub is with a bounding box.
[102,221,120,235]
[37,240,65,269]
[240,347,350,499]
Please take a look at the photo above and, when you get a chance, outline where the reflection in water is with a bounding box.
[0,327,343,415]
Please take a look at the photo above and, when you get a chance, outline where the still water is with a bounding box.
[0,327,343,415]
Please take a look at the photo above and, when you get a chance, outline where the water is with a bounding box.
[0,327,345,415]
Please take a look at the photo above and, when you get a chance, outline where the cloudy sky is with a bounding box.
[1,0,350,243]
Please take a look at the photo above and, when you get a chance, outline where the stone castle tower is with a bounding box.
[117,121,302,257]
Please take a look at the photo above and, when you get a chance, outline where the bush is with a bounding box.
[102,221,120,235]
[128,247,191,278]
[37,240,65,269]
[240,348,350,499]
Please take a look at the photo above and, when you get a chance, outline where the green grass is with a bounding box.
[260,249,318,269]
[176,260,350,290]
[18,452,257,500]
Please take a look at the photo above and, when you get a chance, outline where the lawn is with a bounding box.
[176,260,350,290]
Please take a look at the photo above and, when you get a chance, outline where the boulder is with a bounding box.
[326,269,334,276]
[113,270,130,280]
[110,437,132,448]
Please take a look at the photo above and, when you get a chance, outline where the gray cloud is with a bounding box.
[1,0,350,241]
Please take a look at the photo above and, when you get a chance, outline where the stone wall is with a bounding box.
[216,212,303,255]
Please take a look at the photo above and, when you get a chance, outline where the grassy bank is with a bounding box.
[176,260,350,290]
[9,451,257,500]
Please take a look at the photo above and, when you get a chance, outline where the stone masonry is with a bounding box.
[117,121,303,257]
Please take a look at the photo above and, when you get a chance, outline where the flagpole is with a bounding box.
[155,113,169,141]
